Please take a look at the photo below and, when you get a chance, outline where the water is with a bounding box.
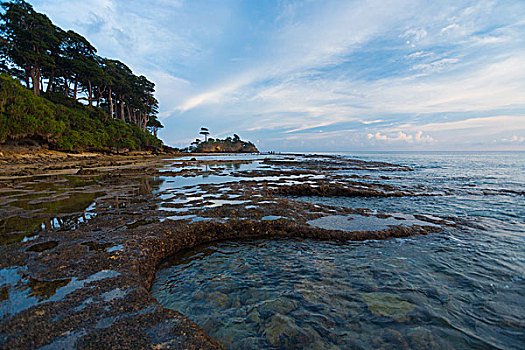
[0,175,162,245]
[152,152,525,349]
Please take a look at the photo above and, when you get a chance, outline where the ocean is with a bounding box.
[152,151,525,349]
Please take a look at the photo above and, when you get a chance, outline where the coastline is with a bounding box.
[0,147,180,179]
[0,152,450,349]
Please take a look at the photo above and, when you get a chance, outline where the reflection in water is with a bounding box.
[0,268,120,317]
[0,175,165,245]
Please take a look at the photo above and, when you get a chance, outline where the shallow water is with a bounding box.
[0,175,163,245]
[152,151,525,349]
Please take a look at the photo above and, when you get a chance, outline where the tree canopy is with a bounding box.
[0,0,163,139]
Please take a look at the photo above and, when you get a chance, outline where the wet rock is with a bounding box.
[261,314,300,347]
[26,241,58,252]
[0,152,444,349]
[27,277,71,301]
[206,291,230,309]
[373,329,410,350]
[0,285,9,302]
[270,182,414,198]
[235,336,265,350]
[406,327,438,349]
[259,297,298,316]
[230,297,241,309]
[361,292,415,322]
[212,318,252,348]
[247,309,261,323]
[82,241,113,252]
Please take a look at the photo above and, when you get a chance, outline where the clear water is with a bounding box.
[152,152,525,349]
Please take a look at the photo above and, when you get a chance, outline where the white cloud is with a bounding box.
[403,116,525,133]
[412,58,460,72]
[502,135,525,143]
[407,51,433,59]
[367,131,435,144]
[401,28,428,42]
[361,120,384,125]
[440,23,460,34]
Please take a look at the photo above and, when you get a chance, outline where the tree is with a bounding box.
[200,127,210,142]
[147,116,163,137]
[0,0,163,143]
[61,30,98,101]
[0,0,61,95]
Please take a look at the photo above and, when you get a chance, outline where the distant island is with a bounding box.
[183,128,259,153]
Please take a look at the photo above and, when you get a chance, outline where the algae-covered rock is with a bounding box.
[261,314,300,347]
[361,292,415,321]
[247,309,261,323]
[206,291,230,308]
[212,318,252,348]
[406,327,438,349]
[259,297,298,316]
[373,329,410,349]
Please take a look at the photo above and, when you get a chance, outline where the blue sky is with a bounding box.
[32,0,525,151]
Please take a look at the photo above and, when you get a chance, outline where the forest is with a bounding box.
[0,0,163,150]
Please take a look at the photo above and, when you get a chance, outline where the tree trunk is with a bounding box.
[96,86,105,109]
[25,69,31,89]
[87,81,93,107]
[73,75,79,100]
[30,67,41,95]
[120,98,125,121]
[46,70,55,93]
[108,87,114,118]
[142,113,148,131]
[64,78,69,96]
[126,105,132,124]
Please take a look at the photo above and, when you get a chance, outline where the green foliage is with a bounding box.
[192,133,258,153]
[1,0,163,132]
[0,74,161,150]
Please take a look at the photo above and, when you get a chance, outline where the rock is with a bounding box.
[373,329,410,350]
[259,297,298,316]
[235,336,265,350]
[231,297,241,309]
[406,327,438,349]
[212,323,245,348]
[361,292,415,322]
[261,314,300,347]
[247,309,261,324]
[206,291,230,309]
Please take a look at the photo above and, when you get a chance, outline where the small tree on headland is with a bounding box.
[147,117,163,137]
[200,127,210,142]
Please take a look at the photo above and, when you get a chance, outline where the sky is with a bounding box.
[31,0,525,152]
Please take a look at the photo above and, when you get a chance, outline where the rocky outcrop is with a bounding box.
[196,141,258,153]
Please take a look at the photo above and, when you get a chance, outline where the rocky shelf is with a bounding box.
[0,154,456,349]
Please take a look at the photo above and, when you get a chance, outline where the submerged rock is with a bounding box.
[406,327,439,349]
[373,329,410,349]
[261,314,300,347]
[259,297,298,316]
[206,291,230,309]
[247,309,261,323]
[361,292,415,322]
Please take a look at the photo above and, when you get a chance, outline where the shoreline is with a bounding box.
[0,152,451,349]
[0,147,180,179]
